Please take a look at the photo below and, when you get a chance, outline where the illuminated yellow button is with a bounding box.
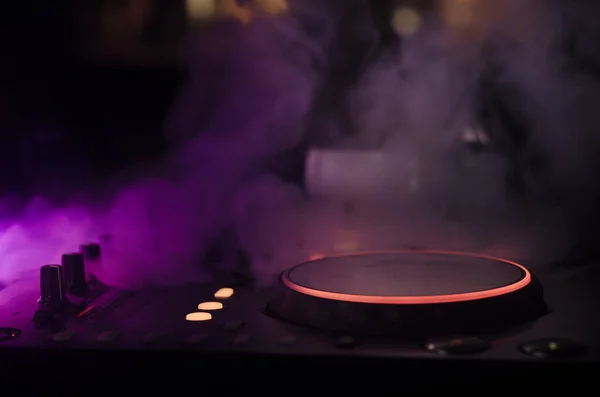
[214,288,234,299]
[185,312,212,322]
[198,301,224,311]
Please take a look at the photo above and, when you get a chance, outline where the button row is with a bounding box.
[46,329,587,359]
[425,336,490,355]
[49,329,300,347]
[424,336,586,359]
[187,333,298,346]
[184,288,235,322]
[329,335,587,360]
[519,338,586,359]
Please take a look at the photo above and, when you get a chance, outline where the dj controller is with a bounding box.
[0,243,598,389]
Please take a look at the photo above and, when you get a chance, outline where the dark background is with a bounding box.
[2,0,600,205]
[0,0,186,202]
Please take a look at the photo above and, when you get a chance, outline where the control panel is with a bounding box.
[0,244,599,364]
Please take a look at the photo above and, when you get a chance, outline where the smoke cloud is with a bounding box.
[1,0,600,289]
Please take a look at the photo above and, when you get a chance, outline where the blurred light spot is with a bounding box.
[214,288,234,299]
[255,0,288,15]
[392,7,421,37]
[462,126,490,145]
[186,312,212,321]
[444,2,475,29]
[462,127,479,143]
[186,0,215,22]
[198,301,224,310]
[309,254,326,261]
[186,0,288,26]
[224,0,254,24]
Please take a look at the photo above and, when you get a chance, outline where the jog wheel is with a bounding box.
[267,250,547,336]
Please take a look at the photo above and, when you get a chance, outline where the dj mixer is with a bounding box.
[0,244,598,389]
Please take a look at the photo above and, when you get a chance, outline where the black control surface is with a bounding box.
[0,248,599,373]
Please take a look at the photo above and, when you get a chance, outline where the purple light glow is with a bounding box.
[2,1,600,292]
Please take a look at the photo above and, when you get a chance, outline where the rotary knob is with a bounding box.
[61,253,88,301]
[38,265,64,309]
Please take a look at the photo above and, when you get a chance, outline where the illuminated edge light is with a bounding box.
[282,249,532,305]
[186,312,212,321]
[77,305,96,318]
[198,301,224,310]
[214,288,234,299]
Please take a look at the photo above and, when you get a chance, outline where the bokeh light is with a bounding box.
[442,0,476,30]
[186,0,289,24]
[223,0,254,24]
[439,0,544,42]
[392,7,422,37]
[255,0,289,16]
[186,0,216,22]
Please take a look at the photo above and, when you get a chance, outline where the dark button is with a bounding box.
[519,338,586,359]
[223,320,245,332]
[32,309,66,332]
[335,336,356,349]
[141,332,163,345]
[97,330,120,343]
[187,333,209,345]
[0,327,22,342]
[232,334,252,345]
[425,337,491,355]
[279,335,297,346]
[52,330,75,343]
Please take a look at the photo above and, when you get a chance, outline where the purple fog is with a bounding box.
[1,0,600,289]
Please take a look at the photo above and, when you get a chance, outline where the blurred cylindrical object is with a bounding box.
[304,149,420,201]
[80,243,102,282]
[61,253,88,298]
[39,265,64,309]
[80,243,101,261]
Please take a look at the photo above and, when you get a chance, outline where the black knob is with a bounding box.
[80,243,101,260]
[39,265,64,309]
[61,253,88,298]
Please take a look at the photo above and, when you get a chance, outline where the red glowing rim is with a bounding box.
[281,250,532,305]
